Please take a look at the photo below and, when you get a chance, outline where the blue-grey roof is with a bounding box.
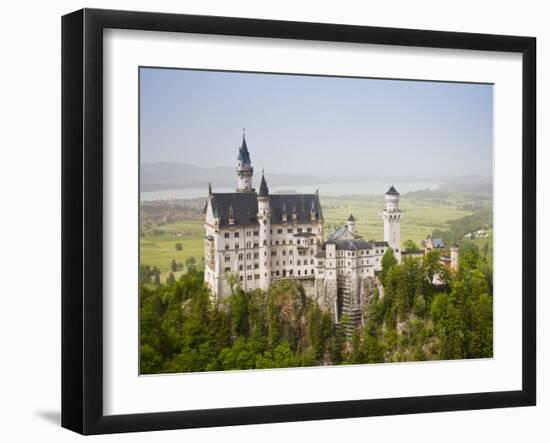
[432,238,446,248]
[259,173,269,197]
[347,214,356,222]
[237,134,251,164]
[209,192,322,227]
[325,239,385,251]
[386,185,400,196]
[328,225,349,241]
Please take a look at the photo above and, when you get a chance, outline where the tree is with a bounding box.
[185,257,196,269]
[166,272,176,286]
[403,239,419,252]
[175,242,183,251]
[223,271,240,295]
[381,248,398,283]
[170,259,178,273]
[423,250,441,284]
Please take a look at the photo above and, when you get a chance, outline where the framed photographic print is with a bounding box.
[61,8,536,435]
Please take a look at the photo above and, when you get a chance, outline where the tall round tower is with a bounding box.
[379,185,403,262]
[257,172,271,291]
[450,245,460,271]
[236,129,254,192]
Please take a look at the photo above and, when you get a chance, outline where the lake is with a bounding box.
[140,180,442,201]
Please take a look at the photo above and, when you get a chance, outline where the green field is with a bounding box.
[140,195,476,282]
[140,220,205,281]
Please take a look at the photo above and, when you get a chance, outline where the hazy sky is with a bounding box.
[140,68,493,178]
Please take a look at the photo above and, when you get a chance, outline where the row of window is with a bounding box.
[222,226,319,238]
[225,257,317,267]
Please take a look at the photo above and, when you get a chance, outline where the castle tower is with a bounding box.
[346,214,356,235]
[257,171,271,291]
[379,185,402,262]
[450,245,460,271]
[236,129,254,192]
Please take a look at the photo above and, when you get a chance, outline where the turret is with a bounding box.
[450,245,460,271]
[379,185,403,262]
[257,171,271,291]
[346,214,356,235]
[236,129,254,192]
[385,185,400,211]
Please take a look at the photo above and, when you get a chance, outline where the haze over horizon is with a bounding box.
[140,68,493,179]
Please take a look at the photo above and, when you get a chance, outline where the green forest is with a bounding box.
[140,240,493,374]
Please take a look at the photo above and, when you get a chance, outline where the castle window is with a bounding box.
[297,270,301,276]
[287,228,292,233]
[254,242,259,248]
[282,250,286,256]
[270,229,273,234]
[234,232,240,238]
[297,228,302,233]
[239,264,243,271]
[275,240,279,245]
[254,252,259,259]
[240,276,243,281]
[277,229,283,234]
[224,232,230,238]
[238,253,243,261]
[224,255,230,262]
[304,270,307,275]
[224,267,230,272]
[246,253,251,260]
[235,244,239,249]
[282,240,286,245]
[254,264,259,269]
[254,274,260,279]
[253,231,259,236]
[246,231,251,237]
[297,240,301,245]
[247,275,252,281]
[271,251,276,257]
[297,260,301,266]
[310,239,314,244]
[307,227,312,233]
[276,270,280,276]
[247,264,252,270]
[225,244,229,250]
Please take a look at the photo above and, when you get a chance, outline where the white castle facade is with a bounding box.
[204,133,404,326]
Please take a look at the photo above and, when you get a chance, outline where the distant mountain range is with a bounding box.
[140,162,326,191]
[140,162,491,192]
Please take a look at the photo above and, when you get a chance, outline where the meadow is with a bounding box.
[140,193,475,282]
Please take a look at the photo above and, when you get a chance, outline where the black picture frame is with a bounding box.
[61,8,536,435]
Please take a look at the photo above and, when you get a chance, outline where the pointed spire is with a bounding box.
[259,169,269,197]
[386,185,400,196]
[347,214,355,222]
[237,128,251,164]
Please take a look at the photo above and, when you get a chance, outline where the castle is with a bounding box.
[203,133,456,327]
